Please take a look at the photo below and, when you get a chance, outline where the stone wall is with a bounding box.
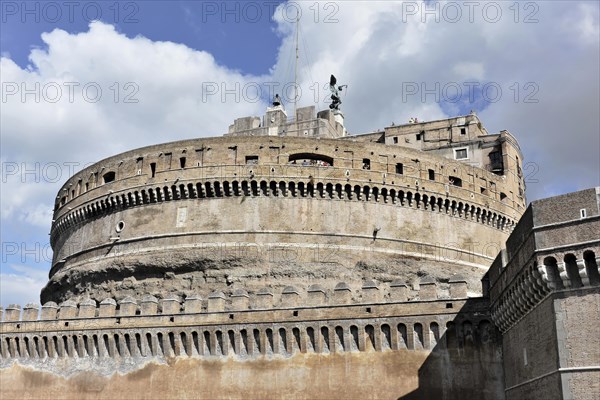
[46,135,522,302]
[0,282,504,399]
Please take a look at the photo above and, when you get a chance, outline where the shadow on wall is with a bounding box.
[399,298,505,400]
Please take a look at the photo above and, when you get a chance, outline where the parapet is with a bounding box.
[0,279,471,323]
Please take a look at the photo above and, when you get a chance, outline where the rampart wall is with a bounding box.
[1,281,504,399]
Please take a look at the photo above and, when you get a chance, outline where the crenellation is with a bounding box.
[0,281,482,324]
[307,284,327,306]
[140,295,159,315]
[118,297,138,317]
[78,298,97,318]
[22,304,39,321]
[59,300,78,319]
[183,295,203,313]
[418,277,438,301]
[230,290,249,311]
[99,298,117,317]
[254,287,274,309]
[41,302,59,320]
[361,280,382,303]
[389,280,409,302]
[4,305,21,322]
[159,297,181,315]
[207,292,226,312]
[449,276,468,299]
[334,282,353,304]
[280,286,301,308]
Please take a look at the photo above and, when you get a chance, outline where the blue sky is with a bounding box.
[1,1,599,306]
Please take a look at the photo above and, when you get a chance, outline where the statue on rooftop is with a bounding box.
[329,75,347,111]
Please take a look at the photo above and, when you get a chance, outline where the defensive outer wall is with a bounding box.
[0,280,504,399]
[43,108,525,303]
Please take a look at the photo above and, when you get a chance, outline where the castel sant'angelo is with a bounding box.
[1,99,599,399]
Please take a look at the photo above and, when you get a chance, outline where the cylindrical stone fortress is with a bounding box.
[42,108,525,303]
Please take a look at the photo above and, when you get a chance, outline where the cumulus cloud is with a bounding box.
[1,1,599,306]
[0,265,48,305]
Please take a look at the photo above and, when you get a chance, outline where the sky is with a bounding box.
[1,1,599,306]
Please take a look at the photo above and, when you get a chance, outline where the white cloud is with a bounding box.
[0,265,48,306]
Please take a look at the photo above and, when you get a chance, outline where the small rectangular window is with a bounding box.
[102,171,115,184]
[460,127,466,135]
[393,136,398,144]
[396,163,403,174]
[454,148,468,160]
[428,169,435,181]
[245,155,259,165]
[580,209,587,219]
[150,162,156,178]
[416,133,422,141]
[449,176,462,187]
[180,157,186,169]
[362,159,370,170]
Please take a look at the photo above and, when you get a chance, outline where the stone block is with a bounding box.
[419,277,438,300]
[334,282,352,304]
[307,284,327,307]
[231,289,249,310]
[362,280,382,303]
[160,297,181,315]
[208,291,226,312]
[281,286,301,308]
[4,304,21,321]
[389,280,408,302]
[184,295,203,314]
[41,302,59,320]
[22,304,40,321]
[99,298,117,317]
[140,295,159,315]
[118,296,138,316]
[78,298,97,318]
[59,300,78,319]
[254,288,274,309]
[449,276,468,299]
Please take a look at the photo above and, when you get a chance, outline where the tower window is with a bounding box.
[393,137,398,144]
[449,176,462,187]
[102,171,115,184]
[362,159,371,170]
[180,157,186,169]
[396,163,403,174]
[460,127,466,135]
[246,155,259,165]
[454,148,468,160]
[428,169,435,181]
[150,163,156,178]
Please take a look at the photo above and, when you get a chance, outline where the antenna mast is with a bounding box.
[294,14,299,120]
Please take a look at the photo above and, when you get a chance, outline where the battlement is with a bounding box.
[0,279,498,375]
[4,279,472,323]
